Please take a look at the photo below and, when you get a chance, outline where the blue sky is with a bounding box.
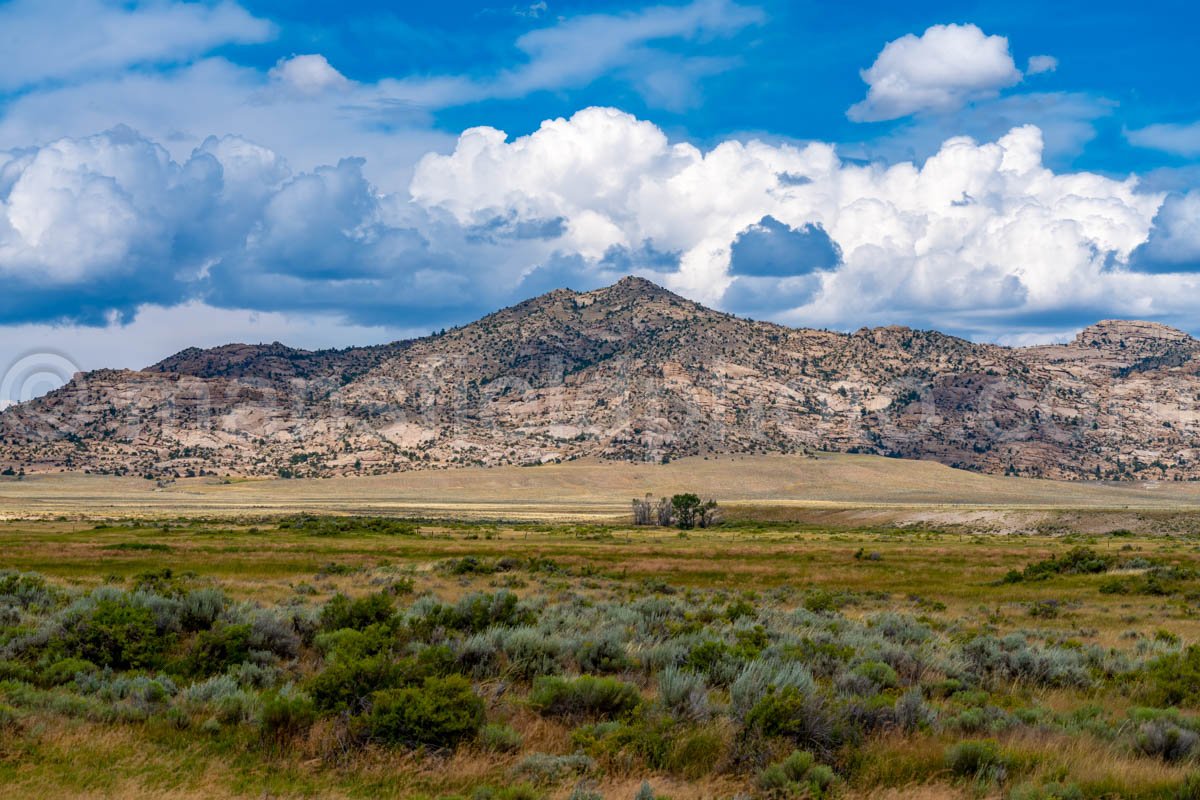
[2,0,1200,402]
[216,0,1198,173]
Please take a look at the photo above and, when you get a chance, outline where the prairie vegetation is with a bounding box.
[3,514,1200,798]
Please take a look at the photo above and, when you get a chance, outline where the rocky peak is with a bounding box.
[578,275,686,307]
[1073,320,1193,350]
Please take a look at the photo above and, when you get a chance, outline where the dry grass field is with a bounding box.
[2,455,1200,799]
[4,452,1200,526]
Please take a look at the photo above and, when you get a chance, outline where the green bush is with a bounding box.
[358,676,485,749]
[309,654,406,712]
[571,716,675,770]
[314,626,391,662]
[319,592,395,632]
[480,722,524,753]
[450,591,528,633]
[0,660,34,683]
[746,686,841,753]
[852,660,899,690]
[130,568,188,596]
[1020,547,1114,580]
[409,644,457,678]
[950,707,989,734]
[442,555,494,575]
[1098,577,1129,595]
[725,599,756,622]
[408,591,532,637]
[65,597,167,669]
[259,685,317,746]
[38,657,97,687]
[529,675,640,721]
[185,623,252,676]
[757,750,834,798]
[684,639,735,676]
[803,589,851,613]
[1143,645,1200,707]
[105,542,170,552]
[574,635,631,674]
[944,739,1004,779]
[309,644,457,713]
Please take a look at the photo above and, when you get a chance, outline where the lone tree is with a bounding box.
[671,493,702,529]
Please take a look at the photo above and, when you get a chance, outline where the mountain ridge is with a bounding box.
[2,277,1198,481]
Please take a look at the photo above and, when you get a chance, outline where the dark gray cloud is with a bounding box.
[1128,191,1200,274]
[729,216,841,277]
[721,274,822,316]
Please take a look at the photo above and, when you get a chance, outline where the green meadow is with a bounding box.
[2,512,1200,798]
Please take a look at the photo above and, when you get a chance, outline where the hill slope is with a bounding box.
[1,277,1198,480]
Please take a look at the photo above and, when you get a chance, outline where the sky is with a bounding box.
[3,0,1200,405]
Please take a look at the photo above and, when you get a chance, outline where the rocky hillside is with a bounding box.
[2,277,1198,480]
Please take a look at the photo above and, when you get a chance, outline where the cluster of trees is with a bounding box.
[631,493,721,529]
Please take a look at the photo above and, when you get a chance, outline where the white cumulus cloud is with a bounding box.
[0,126,184,283]
[0,107,1194,344]
[414,107,1173,337]
[1027,55,1058,75]
[848,23,1023,122]
[267,54,353,97]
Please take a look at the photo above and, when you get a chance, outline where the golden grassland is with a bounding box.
[5,452,1200,523]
